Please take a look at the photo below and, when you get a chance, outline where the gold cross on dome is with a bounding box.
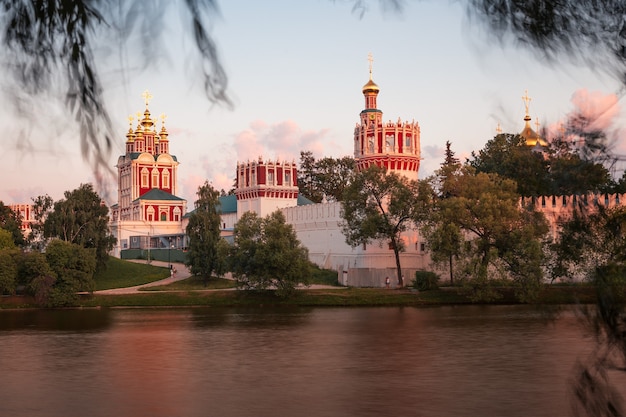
[367,53,374,79]
[141,90,153,107]
[160,113,167,127]
[496,122,502,135]
[522,90,532,115]
[127,115,134,127]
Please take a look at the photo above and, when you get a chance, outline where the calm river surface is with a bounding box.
[0,305,606,416]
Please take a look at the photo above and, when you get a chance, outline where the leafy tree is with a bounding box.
[468,133,551,196]
[0,228,16,250]
[228,210,311,297]
[298,151,322,202]
[549,205,626,282]
[613,170,626,194]
[44,183,115,271]
[423,142,464,284]
[28,194,53,250]
[185,181,224,285]
[469,132,614,196]
[313,156,356,202]
[443,140,460,167]
[434,167,548,301]
[17,251,55,299]
[298,152,356,203]
[228,211,262,287]
[341,165,421,286]
[0,229,19,295]
[548,151,613,195]
[0,248,18,295]
[0,202,25,247]
[43,239,96,307]
[424,222,462,285]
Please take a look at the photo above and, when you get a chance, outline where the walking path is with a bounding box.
[95,261,193,295]
[95,260,342,295]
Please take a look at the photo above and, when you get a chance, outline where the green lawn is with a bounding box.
[79,285,598,308]
[93,257,170,290]
[309,266,340,286]
[141,275,238,291]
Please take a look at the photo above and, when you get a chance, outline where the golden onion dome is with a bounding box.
[520,116,548,147]
[362,79,380,94]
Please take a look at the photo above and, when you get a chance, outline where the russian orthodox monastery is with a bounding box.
[5,58,625,288]
[107,60,431,286]
[105,62,626,286]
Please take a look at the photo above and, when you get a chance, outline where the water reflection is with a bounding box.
[0,308,112,332]
[0,305,596,417]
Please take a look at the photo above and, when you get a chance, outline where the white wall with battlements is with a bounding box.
[522,193,626,238]
[281,201,433,286]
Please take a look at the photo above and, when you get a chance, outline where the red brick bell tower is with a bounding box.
[353,54,421,181]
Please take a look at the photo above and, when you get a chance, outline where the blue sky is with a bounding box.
[1,0,624,204]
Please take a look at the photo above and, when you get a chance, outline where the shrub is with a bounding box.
[412,270,440,291]
[0,249,18,295]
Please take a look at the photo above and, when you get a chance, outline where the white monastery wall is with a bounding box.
[281,201,433,286]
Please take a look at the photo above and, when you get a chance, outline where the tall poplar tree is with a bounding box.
[185,181,224,285]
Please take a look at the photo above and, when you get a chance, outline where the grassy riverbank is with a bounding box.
[0,285,598,309]
[0,257,599,309]
[98,285,597,307]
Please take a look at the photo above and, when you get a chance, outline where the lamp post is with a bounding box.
[147,230,151,264]
[168,237,172,270]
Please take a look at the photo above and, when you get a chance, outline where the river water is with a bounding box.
[0,305,610,417]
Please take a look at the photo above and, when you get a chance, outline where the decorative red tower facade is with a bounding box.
[235,157,299,218]
[109,91,187,255]
[353,55,421,181]
[113,91,185,223]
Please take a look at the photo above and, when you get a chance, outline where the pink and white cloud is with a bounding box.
[568,89,621,132]
[234,119,329,162]
[555,89,626,158]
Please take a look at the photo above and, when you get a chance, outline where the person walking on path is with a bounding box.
[385,276,390,289]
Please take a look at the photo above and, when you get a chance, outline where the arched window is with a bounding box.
[152,169,159,188]
[141,168,149,188]
[162,169,170,189]
[160,212,167,221]
[385,134,394,152]
[146,206,155,221]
